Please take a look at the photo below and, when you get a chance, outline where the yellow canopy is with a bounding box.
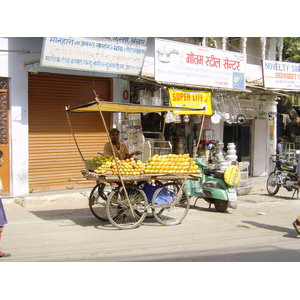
[66,100,205,114]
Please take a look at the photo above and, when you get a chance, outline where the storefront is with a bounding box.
[126,38,254,171]
[116,38,281,180]
[28,72,112,191]
[26,37,149,191]
[1,37,149,194]
[0,37,286,196]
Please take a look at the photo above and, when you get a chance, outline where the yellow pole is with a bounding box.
[94,96,135,217]
[65,107,85,161]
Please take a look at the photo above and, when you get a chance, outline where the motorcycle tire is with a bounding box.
[266,171,280,196]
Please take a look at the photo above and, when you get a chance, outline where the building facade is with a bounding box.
[0,37,289,197]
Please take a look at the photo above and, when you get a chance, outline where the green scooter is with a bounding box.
[185,158,240,212]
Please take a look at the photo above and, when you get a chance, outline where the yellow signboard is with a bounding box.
[169,89,212,115]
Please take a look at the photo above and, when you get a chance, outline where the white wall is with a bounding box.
[211,120,223,141]
[3,37,39,195]
[0,38,9,76]
[252,119,269,176]
[251,97,277,176]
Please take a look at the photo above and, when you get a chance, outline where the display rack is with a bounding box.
[284,142,296,161]
[142,135,172,162]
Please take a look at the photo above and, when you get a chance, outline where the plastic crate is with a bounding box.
[84,160,103,172]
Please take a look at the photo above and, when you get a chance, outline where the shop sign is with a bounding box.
[40,37,148,76]
[155,38,246,90]
[169,89,212,115]
[262,60,300,90]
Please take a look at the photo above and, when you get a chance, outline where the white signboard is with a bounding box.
[263,60,300,90]
[154,38,246,90]
[40,37,148,76]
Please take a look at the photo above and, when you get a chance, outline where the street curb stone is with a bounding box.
[2,177,268,208]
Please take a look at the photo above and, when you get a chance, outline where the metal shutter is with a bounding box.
[28,73,112,192]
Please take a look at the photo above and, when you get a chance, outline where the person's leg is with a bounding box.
[292,216,300,235]
[0,226,11,257]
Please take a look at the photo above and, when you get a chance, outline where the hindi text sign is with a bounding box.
[40,37,147,76]
[155,38,246,90]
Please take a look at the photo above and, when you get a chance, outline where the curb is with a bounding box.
[3,177,268,208]
[6,188,91,208]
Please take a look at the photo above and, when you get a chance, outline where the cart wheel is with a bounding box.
[106,185,148,229]
[89,183,110,221]
[151,182,190,226]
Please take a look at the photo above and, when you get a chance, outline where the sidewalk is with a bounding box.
[2,187,91,207]
[1,176,269,208]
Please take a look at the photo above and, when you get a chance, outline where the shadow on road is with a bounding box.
[28,207,168,230]
[242,220,298,238]
[28,207,109,227]
[190,198,234,214]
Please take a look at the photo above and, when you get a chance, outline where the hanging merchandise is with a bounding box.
[151,88,163,106]
[183,115,189,123]
[211,111,221,124]
[231,95,247,125]
[165,110,176,123]
[120,113,143,159]
[212,94,247,125]
[138,89,151,106]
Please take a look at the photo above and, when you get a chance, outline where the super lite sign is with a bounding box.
[169,89,212,115]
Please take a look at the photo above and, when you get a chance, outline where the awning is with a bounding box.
[66,100,206,113]
[136,76,252,93]
[246,83,300,97]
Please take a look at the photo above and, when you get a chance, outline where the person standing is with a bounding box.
[103,128,141,160]
[0,150,10,257]
[277,138,284,156]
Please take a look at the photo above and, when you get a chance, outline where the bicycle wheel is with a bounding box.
[266,171,280,196]
[89,183,110,221]
[151,182,190,226]
[106,185,147,229]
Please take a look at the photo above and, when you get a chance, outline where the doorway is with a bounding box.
[223,123,251,162]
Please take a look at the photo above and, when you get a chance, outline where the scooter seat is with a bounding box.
[204,169,215,176]
[214,170,225,179]
[204,168,224,179]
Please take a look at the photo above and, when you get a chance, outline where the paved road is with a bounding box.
[1,189,300,262]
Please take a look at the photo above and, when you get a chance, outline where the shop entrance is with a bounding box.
[0,78,10,194]
[28,73,112,191]
[223,123,251,162]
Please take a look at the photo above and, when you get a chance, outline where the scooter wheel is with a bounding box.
[214,199,229,212]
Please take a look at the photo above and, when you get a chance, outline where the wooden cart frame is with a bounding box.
[66,97,205,229]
